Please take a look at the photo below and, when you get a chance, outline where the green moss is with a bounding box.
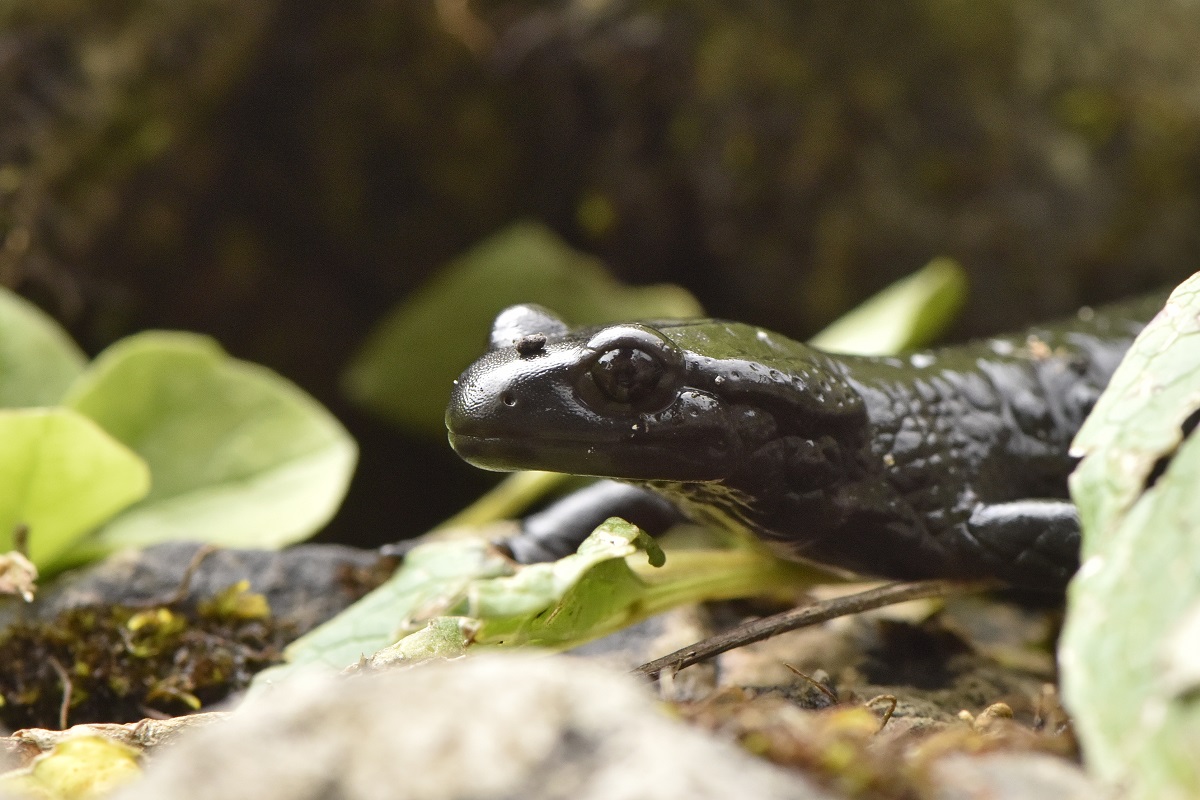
[0,587,291,729]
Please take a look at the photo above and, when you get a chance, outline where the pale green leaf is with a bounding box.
[0,408,149,570]
[256,518,814,686]
[342,221,703,435]
[1068,277,1200,554]
[0,286,86,408]
[464,518,657,645]
[255,521,658,685]
[807,256,967,354]
[257,539,516,678]
[61,332,356,561]
[1060,273,1200,800]
[352,617,476,670]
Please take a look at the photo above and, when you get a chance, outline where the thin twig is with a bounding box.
[46,656,72,731]
[632,578,1000,680]
[131,544,219,608]
[165,543,219,605]
[11,524,29,558]
[864,694,898,732]
[784,664,838,704]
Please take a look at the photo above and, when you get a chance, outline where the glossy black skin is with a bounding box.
[447,297,1163,589]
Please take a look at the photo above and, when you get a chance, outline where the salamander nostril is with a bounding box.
[501,391,517,407]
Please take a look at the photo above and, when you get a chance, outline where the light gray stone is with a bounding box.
[114,654,832,800]
[929,752,1108,800]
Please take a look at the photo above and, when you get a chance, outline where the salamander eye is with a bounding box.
[580,323,683,412]
[591,347,663,403]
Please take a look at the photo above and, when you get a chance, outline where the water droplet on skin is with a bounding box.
[910,353,936,368]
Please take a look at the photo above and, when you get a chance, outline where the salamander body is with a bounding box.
[447,296,1163,589]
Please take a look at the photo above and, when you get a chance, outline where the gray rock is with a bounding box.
[929,752,1107,800]
[0,542,391,636]
[114,654,832,800]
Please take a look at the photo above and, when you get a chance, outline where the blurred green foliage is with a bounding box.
[63,332,357,567]
[0,408,149,570]
[0,286,355,574]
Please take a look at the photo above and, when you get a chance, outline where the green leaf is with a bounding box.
[61,332,356,563]
[342,221,703,435]
[1060,274,1200,799]
[353,617,476,669]
[464,518,659,646]
[807,257,967,354]
[1067,278,1200,555]
[256,518,815,685]
[257,520,663,685]
[0,287,86,408]
[0,408,149,570]
[257,538,517,677]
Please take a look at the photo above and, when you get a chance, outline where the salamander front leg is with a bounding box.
[500,480,685,563]
[966,499,1081,589]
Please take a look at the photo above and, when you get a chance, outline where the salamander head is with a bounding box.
[446,304,866,483]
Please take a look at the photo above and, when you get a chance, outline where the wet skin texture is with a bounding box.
[447,297,1164,590]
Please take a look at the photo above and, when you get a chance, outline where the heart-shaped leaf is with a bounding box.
[0,288,86,408]
[0,408,149,570]
[62,332,356,563]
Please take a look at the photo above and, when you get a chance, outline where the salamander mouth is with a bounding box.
[447,431,736,481]
[446,432,539,472]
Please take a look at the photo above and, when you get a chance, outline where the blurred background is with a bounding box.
[2,0,1197,547]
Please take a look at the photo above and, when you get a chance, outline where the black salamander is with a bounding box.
[446,297,1164,590]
